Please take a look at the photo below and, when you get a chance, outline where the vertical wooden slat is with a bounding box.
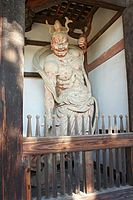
[95,115,99,135]
[96,150,101,191]
[82,152,86,193]
[74,115,80,193]
[95,116,99,190]
[52,153,57,198]
[115,148,120,187]
[66,117,73,195]
[36,115,40,137]
[44,155,49,198]
[119,115,126,186]
[121,147,126,186]
[108,115,112,134]
[85,151,94,193]
[114,116,121,187]
[96,115,101,190]
[125,115,129,132]
[102,150,107,189]
[102,114,107,189]
[81,117,87,192]
[60,153,65,195]
[27,115,32,137]
[36,155,42,200]
[101,114,106,134]
[109,148,114,188]
[113,115,118,133]
[119,115,124,132]
[84,115,94,193]
[44,115,48,137]
[51,114,57,197]
[74,152,80,194]
[67,153,73,195]
[35,115,41,199]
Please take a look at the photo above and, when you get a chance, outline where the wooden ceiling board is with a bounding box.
[25,0,125,38]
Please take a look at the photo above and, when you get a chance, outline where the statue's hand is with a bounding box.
[78,35,87,54]
[88,97,94,106]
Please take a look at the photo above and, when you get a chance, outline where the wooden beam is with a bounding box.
[87,11,123,48]
[86,39,124,72]
[23,133,133,155]
[26,0,126,13]
[25,38,50,46]
[24,72,41,78]
[26,0,58,13]
[0,1,24,199]
[70,0,126,11]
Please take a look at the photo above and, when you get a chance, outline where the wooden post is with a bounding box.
[123,0,133,186]
[123,1,133,131]
[0,0,24,199]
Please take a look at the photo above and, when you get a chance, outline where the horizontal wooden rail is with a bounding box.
[23,133,133,155]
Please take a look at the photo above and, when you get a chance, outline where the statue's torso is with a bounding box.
[44,48,91,112]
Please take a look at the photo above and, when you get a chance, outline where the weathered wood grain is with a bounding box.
[60,153,65,195]
[123,1,133,132]
[123,1,133,185]
[26,0,126,12]
[0,0,24,199]
[23,133,133,155]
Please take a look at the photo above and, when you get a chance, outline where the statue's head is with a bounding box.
[46,17,72,57]
[51,32,68,57]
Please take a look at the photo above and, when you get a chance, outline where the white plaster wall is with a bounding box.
[23,78,45,136]
[24,45,42,72]
[88,50,128,128]
[25,23,78,45]
[87,12,128,129]
[88,8,116,41]
[87,17,123,64]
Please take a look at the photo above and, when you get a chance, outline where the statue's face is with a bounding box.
[51,33,68,57]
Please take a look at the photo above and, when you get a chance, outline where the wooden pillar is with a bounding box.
[122,0,133,185]
[123,1,133,131]
[0,0,25,199]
